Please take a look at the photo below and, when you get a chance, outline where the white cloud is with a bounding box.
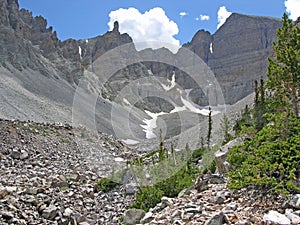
[179,11,188,18]
[196,15,210,21]
[285,0,300,20]
[217,6,232,29]
[108,7,180,53]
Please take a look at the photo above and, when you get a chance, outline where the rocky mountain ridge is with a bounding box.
[0,0,282,106]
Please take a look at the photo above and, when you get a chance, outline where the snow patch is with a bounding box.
[123,98,131,106]
[78,46,82,58]
[147,69,153,75]
[140,110,166,139]
[170,106,186,113]
[210,43,213,54]
[181,96,219,116]
[161,72,176,91]
[122,139,140,145]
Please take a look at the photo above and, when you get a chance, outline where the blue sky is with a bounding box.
[19,0,299,47]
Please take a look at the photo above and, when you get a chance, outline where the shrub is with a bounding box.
[131,186,163,212]
[95,177,120,193]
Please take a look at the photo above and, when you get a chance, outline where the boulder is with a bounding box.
[289,194,300,210]
[204,212,225,225]
[263,210,291,225]
[214,137,243,174]
[124,209,145,225]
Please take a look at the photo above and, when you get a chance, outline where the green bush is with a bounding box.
[95,177,120,193]
[131,186,163,212]
[155,166,198,198]
[228,115,300,194]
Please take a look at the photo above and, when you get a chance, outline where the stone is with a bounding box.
[0,189,9,199]
[224,202,238,211]
[20,150,29,160]
[11,149,21,159]
[161,197,173,207]
[1,211,14,220]
[125,183,138,195]
[66,173,80,182]
[124,209,146,225]
[79,222,91,225]
[63,208,73,217]
[211,196,225,204]
[289,195,300,210]
[140,212,154,224]
[214,138,243,174]
[285,209,300,225]
[204,212,225,225]
[42,205,58,220]
[184,207,201,214]
[263,210,291,225]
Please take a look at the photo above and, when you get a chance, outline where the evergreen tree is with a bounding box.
[220,113,232,144]
[254,78,267,130]
[267,13,300,117]
[207,107,212,149]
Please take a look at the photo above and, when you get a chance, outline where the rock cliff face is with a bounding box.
[0,0,134,85]
[184,13,281,104]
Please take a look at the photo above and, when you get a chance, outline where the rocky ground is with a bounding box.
[129,175,300,225]
[0,118,137,225]
[1,118,300,225]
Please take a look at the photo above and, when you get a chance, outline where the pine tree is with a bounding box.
[267,13,300,117]
[220,113,232,144]
[207,107,212,149]
[254,78,267,130]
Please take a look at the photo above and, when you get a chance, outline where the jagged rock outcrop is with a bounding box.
[0,0,136,86]
[183,29,212,63]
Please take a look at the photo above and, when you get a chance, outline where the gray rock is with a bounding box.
[63,208,73,217]
[20,150,29,160]
[289,195,300,210]
[211,196,225,205]
[11,149,21,159]
[224,202,237,211]
[184,206,201,214]
[125,182,138,195]
[204,212,225,225]
[285,209,300,225]
[161,196,173,208]
[42,205,58,220]
[214,137,243,174]
[1,211,14,220]
[124,209,146,225]
[141,211,154,224]
[263,210,291,225]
